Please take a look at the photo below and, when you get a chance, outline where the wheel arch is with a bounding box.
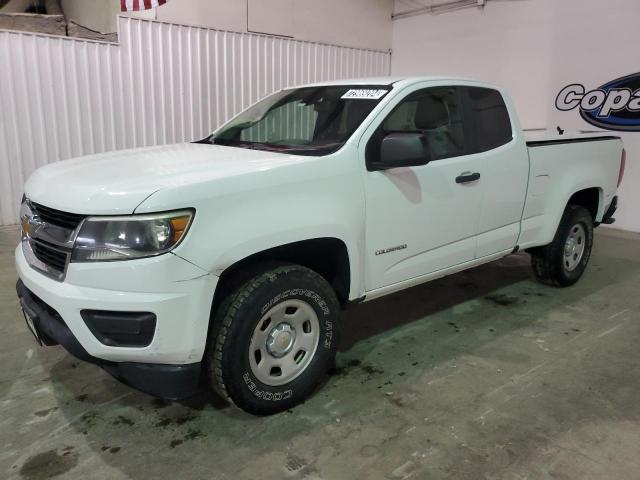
[567,187,603,223]
[544,186,602,247]
[210,238,352,318]
[522,184,603,252]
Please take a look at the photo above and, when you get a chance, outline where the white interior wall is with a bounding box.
[392,0,640,232]
[0,17,390,226]
[60,0,153,34]
[58,0,393,50]
[157,0,394,50]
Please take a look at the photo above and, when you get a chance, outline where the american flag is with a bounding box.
[121,0,167,11]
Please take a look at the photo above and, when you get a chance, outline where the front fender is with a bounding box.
[135,150,366,300]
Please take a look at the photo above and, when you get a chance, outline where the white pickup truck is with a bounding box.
[16,77,625,414]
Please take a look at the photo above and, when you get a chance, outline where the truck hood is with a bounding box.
[24,143,304,214]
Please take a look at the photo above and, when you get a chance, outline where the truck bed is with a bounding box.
[518,130,623,250]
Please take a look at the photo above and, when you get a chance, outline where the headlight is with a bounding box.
[72,210,194,262]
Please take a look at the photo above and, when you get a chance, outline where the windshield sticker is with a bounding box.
[341,89,388,100]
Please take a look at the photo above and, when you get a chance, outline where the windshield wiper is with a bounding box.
[270,142,343,152]
[210,138,344,155]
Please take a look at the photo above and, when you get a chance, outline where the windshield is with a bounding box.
[207,85,391,156]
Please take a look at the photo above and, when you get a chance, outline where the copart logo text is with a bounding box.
[556,72,640,131]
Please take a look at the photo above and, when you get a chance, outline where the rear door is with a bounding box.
[462,87,529,257]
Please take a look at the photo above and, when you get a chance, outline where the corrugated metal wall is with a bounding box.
[0,16,391,225]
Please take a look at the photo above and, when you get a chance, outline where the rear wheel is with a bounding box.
[530,205,594,287]
[207,264,340,415]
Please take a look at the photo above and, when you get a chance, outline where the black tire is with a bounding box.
[207,263,340,415]
[530,205,594,287]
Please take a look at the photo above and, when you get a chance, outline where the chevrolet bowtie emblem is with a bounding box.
[21,214,41,237]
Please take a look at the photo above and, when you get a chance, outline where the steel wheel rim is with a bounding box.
[564,223,586,272]
[249,299,320,386]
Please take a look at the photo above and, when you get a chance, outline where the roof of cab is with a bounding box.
[288,76,499,90]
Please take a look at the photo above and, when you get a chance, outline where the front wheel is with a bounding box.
[530,205,594,287]
[207,264,340,415]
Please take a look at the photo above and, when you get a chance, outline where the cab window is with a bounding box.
[366,86,467,167]
[465,87,513,153]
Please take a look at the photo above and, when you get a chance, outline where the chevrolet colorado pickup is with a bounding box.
[16,77,625,414]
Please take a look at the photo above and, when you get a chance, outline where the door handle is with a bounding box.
[455,172,480,184]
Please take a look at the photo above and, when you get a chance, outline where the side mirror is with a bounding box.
[376,132,430,170]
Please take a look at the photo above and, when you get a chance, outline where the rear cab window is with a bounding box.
[464,86,513,153]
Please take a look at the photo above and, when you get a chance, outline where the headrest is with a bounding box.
[415,95,449,130]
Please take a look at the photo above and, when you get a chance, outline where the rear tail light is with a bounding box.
[618,148,626,187]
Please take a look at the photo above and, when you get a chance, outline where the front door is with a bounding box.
[362,84,484,291]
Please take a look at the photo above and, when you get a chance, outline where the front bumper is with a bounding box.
[17,279,200,399]
[15,245,218,399]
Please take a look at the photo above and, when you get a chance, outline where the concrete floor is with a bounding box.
[1,225,639,480]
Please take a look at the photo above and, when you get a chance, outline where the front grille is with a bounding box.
[30,240,69,274]
[21,199,84,280]
[31,202,84,230]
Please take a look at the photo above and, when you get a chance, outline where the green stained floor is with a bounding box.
[1,225,639,479]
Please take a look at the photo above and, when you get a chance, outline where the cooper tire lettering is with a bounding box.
[243,371,294,401]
